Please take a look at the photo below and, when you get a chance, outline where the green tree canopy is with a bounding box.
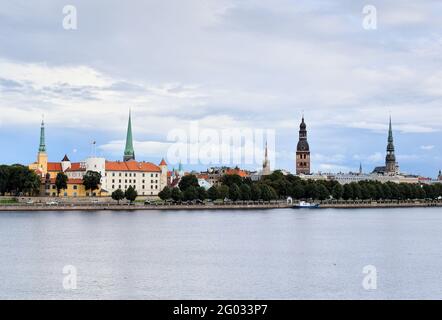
[125,186,138,203]
[55,172,68,196]
[111,189,125,204]
[83,171,101,195]
[178,175,199,191]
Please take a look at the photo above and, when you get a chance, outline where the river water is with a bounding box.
[0,208,441,300]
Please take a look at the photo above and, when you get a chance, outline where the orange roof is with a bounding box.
[65,163,85,172]
[47,162,62,172]
[105,161,161,172]
[159,159,167,166]
[225,168,249,178]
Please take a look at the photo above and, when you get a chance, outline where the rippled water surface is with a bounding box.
[0,208,441,299]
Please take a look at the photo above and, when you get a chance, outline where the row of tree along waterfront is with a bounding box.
[158,171,442,202]
[3,164,442,202]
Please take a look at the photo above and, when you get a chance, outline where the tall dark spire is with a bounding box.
[39,116,46,152]
[385,116,396,174]
[123,110,135,162]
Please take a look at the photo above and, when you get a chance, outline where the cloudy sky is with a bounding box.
[0,0,441,177]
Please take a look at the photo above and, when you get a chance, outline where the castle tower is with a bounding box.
[385,117,397,175]
[123,110,135,162]
[296,116,310,175]
[262,141,271,176]
[159,158,168,189]
[36,117,48,175]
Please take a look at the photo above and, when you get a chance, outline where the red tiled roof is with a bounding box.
[105,161,161,172]
[65,163,85,172]
[225,168,249,178]
[159,158,167,166]
[47,162,62,172]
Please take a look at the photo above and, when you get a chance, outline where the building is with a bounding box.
[373,117,399,175]
[296,116,311,175]
[262,141,271,176]
[29,112,168,198]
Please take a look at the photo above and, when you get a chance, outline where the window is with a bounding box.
[73,185,78,190]
[112,173,115,177]
[112,185,115,189]
[64,192,67,197]
[73,192,77,197]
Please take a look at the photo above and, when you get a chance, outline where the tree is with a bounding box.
[251,184,262,201]
[0,165,10,196]
[218,185,230,200]
[196,187,206,201]
[158,186,172,200]
[125,186,138,203]
[305,183,319,199]
[343,184,353,200]
[83,171,101,196]
[55,172,68,196]
[184,186,198,201]
[207,186,219,201]
[178,175,199,191]
[291,183,304,199]
[229,183,241,201]
[260,184,277,201]
[111,189,125,204]
[171,187,183,202]
[240,184,252,201]
[220,174,243,187]
[331,184,344,200]
[317,184,330,200]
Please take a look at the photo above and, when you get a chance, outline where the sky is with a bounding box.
[0,0,441,177]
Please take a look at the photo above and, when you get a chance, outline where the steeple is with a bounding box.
[262,140,271,175]
[385,116,397,174]
[123,110,135,162]
[39,116,46,152]
[296,115,311,175]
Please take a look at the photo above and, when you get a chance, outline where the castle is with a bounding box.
[29,112,168,197]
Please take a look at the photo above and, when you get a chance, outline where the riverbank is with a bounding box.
[1,200,442,211]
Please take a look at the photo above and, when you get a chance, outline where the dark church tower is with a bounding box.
[385,117,397,175]
[296,116,311,175]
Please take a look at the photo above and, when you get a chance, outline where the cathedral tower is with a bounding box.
[385,117,397,175]
[296,116,310,175]
[123,110,135,162]
[36,117,48,175]
[262,141,271,176]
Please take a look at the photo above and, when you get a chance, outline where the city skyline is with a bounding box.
[11,111,441,180]
[1,1,442,176]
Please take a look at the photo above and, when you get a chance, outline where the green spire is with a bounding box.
[123,110,135,161]
[39,116,46,152]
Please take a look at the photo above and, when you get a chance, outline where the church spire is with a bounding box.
[385,116,397,174]
[123,109,135,161]
[39,115,46,152]
[262,140,271,175]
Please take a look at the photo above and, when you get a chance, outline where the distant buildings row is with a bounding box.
[27,112,442,198]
